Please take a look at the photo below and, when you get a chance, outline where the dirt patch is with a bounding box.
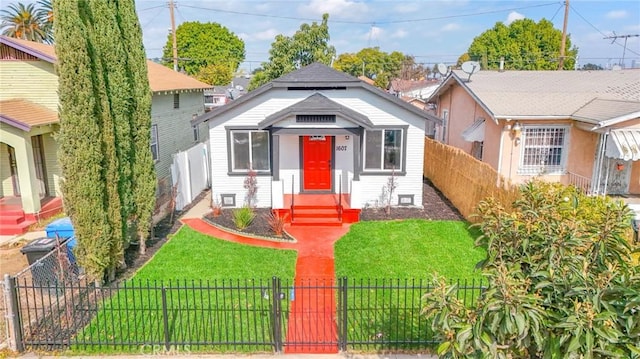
[0,240,30,277]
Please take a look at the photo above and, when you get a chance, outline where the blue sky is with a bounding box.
[13,0,640,70]
[132,0,639,71]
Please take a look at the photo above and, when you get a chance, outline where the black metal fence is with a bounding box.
[5,272,486,354]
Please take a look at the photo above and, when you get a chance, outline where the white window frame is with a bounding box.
[229,129,270,173]
[441,109,449,143]
[518,126,569,175]
[363,128,404,172]
[150,124,159,161]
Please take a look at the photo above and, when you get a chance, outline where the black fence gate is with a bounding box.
[4,252,486,354]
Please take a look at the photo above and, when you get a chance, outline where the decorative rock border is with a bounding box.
[202,216,297,243]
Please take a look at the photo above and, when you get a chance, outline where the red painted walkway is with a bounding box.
[180,218,350,354]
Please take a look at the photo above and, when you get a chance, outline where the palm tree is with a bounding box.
[36,0,53,39]
[0,2,53,43]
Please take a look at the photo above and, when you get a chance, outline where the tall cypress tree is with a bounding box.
[54,0,112,283]
[115,0,156,254]
[55,0,157,281]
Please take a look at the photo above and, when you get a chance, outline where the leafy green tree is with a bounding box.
[55,0,112,282]
[195,63,233,85]
[333,47,403,89]
[1,2,53,43]
[400,55,429,80]
[467,19,578,70]
[162,21,244,78]
[423,180,639,358]
[249,13,335,90]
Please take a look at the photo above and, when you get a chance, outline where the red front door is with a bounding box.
[302,136,332,191]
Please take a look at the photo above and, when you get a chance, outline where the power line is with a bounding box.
[178,2,560,25]
[569,4,640,57]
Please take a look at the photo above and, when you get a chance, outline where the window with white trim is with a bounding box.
[364,129,403,171]
[230,130,270,172]
[150,124,159,161]
[519,127,568,175]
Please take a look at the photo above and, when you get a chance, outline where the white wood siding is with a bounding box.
[42,132,62,196]
[208,87,427,208]
[151,91,207,195]
[0,61,58,111]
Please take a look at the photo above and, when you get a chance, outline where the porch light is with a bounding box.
[512,121,522,146]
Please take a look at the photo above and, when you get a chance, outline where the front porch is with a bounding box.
[276,193,361,226]
[0,196,63,235]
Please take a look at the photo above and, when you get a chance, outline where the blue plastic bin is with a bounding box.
[46,217,75,239]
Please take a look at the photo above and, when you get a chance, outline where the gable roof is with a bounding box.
[193,62,441,126]
[0,99,58,131]
[258,93,374,129]
[0,36,211,93]
[428,70,640,124]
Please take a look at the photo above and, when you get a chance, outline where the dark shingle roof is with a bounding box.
[274,62,360,84]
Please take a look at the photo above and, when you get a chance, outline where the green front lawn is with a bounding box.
[335,220,485,351]
[73,226,297,353]
[336,219,485,281]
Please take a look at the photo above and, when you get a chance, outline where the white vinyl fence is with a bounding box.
[171,141,210,211]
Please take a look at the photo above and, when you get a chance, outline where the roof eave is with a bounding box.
[0,115,31,131]
[591,111,640,130]
[0,37,56,63]
[191,83,274,126]
[428,73,497,124]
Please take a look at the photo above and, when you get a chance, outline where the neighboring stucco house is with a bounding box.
[0,36,211,234]
[193,63,441,225]
[428,69,640,196]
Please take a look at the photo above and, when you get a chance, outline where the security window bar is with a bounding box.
[150,124,159,161]
[296,115,336,123]
[364,129,402,171]
[519,127,567,175]
[231,130,270,172]
[173,93,180,109]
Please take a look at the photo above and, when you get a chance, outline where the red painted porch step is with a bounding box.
[0,219,36,235]
[290,205,342,227]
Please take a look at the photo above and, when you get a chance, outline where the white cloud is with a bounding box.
[505,11,525,25]
[298,0,368,20]
[393,3,420,14]
[363,26,384,41]
[605,10,628,19]
[253,29,280,41]
[441,23,460,32]
[391,29,408,39]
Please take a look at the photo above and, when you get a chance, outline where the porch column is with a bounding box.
[352,131,361,181]
[0,128,41,214]
[272,134,280,181]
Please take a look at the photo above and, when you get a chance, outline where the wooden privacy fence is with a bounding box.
[423,137,520,221]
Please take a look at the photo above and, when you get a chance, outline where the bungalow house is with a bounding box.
[0,36,211,234]
[427,69,640,197]
[193,63,441,225]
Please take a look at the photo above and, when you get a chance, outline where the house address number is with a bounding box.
[336,145,348,151]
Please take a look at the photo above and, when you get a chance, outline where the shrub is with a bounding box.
[422,180,640,358]
[264,210,288,237]
[244,168,258,207]
[232,206,255,230]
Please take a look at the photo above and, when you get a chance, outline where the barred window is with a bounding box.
[150,124,159,161]
[519,127,568,175]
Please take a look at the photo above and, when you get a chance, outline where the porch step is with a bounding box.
[290,217,343,227]
[0,219,36,235]
[0,213,26,225]
[290,205,342,226]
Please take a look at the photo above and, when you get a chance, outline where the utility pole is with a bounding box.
[558,0,570,70]
[603,34,640,67]
[169,0,178,71]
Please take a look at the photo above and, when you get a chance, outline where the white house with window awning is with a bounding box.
[193,63,441,222]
